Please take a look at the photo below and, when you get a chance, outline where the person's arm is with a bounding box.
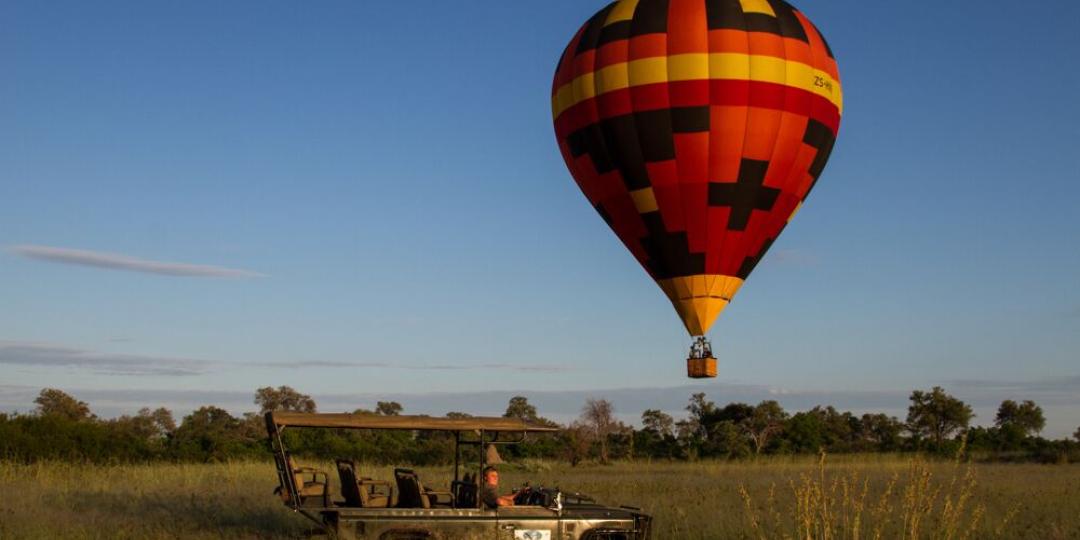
[496,493,515,506]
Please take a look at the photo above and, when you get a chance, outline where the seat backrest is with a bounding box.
[452,472,479,509]
[394,468,428,508]
[336,460,363,507]
[284,453,306,493]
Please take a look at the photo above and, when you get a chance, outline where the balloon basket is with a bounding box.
[687,356,717,378]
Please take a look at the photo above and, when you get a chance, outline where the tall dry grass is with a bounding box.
[0,461,309,539]
[0,456,1077,539]
[735,453,1021,540]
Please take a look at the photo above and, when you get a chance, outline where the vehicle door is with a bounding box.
[496,506,561,540]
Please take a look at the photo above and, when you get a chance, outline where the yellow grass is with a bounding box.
[1,456,1078,539]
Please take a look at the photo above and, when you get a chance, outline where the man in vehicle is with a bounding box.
[481,466,515,509]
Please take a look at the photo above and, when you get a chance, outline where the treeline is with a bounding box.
[1,386,1078,465]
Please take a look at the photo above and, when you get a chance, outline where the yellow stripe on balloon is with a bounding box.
[627,56,668,87]
[596,62,630,95]
[571,71,596,105]
[552,53,843,120]
[604,0,640,26]
[668,53,711,81]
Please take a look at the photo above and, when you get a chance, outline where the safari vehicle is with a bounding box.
[266,411,652,540]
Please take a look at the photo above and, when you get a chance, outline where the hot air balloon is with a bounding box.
[551,0,841,378]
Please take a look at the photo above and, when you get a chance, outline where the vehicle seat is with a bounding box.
[275,453,330,508]
[451,472,479,509]
[394,468,453,508]
[336,459,391,508]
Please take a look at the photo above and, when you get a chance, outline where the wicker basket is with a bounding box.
[686,356,717,378]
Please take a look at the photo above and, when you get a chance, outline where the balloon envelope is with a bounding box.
[552,0,841,336]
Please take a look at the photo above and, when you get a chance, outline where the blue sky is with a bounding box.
[2,1,1078,436]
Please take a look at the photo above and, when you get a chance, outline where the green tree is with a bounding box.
[502,395,558,428]
[789,407,843,451]
[674,419,698,458]
[713,420,752,459]
[171,406,258,462]
[680,394,713,449]
[682,394,756,458]
[111,407,175,443]
[254,386,316,414]
[813,406,861,452]
[238,412,267,442]
[715,403,755,425]
[743,400,788,454]
[608,423,635,461]
[559,421,592,466]
[858,413,904,451]
[504,396,539,422]
[34,388,92,421]
[147,407,177,435]
[785,411,825,453]
[906,387,973,446]
[635,410,678,459]
[994,400,1046,437]
[582,398,617,464]
[686,393,716,425]
[784,407,884,454]
[497,397,558,459]
[641,409,674,437]
[375,401,403,416]
[1074,426,1080,443]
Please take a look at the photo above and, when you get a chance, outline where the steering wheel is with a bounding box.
[512,485,533,505]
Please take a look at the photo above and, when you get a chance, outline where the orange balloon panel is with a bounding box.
[552,0,842,336]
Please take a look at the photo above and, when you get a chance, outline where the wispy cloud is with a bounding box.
[0,339,569,377]
[257,360,571,373]
[0,341,209,376]
[946,376,1080,405]
[7,244,265,278]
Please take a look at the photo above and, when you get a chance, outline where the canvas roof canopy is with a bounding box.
[268,412,559,433]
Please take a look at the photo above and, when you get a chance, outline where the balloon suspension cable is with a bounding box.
[688,336,713,359]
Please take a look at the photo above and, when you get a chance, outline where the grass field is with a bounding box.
[1,456,1078,539]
